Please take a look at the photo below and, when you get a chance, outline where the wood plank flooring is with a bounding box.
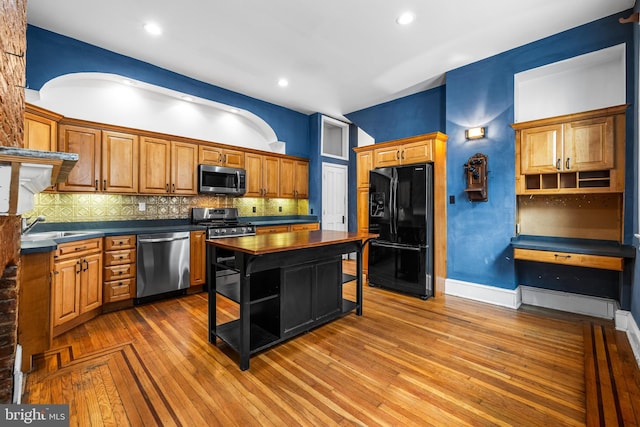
[23,274,640,426]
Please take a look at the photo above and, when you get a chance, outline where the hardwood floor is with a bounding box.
[23,274,640,426]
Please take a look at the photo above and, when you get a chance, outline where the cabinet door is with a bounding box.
[356,151,372,189]
[290,223,319,231]
[244,152,263,197]
[24,112,57,152]
[293,160,309,198]
[263,156,280,198]
[223,149,245,168]
[564,116,614,172]
[199,145,224,165]
[102,130,138,193]
[520,124,562,174]
[357,189,369,233]
[171,141,198,195]
[139,137,171,194]
[190,230,206,285]
[402,140,433,164]
[279,158,295,198]
[281,264,314,336]
[315,258,342,321]
[79,252,103,313]
[58,125,102,192]
[52,258,81,327]
[374,145,401,168]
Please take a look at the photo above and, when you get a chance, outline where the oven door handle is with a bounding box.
[370,240,424,251]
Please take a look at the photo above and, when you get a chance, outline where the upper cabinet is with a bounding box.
[24,106,62,152]
[139,137,197,195]
[279,158,308,199]
[199,145,245,168]
[373,139,433,168]
[245,153,280,198]
[513,105,626,194]
[57,125,138,193]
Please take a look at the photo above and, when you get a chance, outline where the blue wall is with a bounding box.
[347,11,635,292]
[26,26,311,159]
[346,86,446,141]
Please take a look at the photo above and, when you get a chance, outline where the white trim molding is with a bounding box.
[445,279,522,309]
[521,286,616,319]
[615,310,640,368]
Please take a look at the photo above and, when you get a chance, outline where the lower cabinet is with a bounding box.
[103,235,137,308]
[256,222,320,234]
[190,230,206,286]
[281,257,342,337]
[52,238,103,337]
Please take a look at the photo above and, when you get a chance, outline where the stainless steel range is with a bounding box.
[191,207,256,239]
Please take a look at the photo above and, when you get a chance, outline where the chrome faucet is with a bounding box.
[21,215,45,235]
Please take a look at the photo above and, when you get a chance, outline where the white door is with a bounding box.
[322,163,348,231]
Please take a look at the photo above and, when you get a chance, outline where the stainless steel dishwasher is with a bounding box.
[136,231,190,302]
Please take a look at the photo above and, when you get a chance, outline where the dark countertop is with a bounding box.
[510,235,636,258]
[241,215,319,226]
[20,219,205,254]
[20,216,319,254]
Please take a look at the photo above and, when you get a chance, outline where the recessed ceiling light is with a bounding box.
[396,12,415,25]
[144,22,163,36]
[277,78,289,88]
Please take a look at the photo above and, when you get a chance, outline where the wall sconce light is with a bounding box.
[465,127,486,140]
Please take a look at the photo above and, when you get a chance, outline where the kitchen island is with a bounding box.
[207,230,376,370]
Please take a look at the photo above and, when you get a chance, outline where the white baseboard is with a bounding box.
[445,279,522,309]
[615,310,640,368]
[520,286,617,319]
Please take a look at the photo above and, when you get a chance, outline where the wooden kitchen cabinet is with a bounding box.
[24,106,61,152]
[103,235,136,307]
[373,139,432,168]
[279,158,309,199]
[139,137,197,195]
[256,225,289,235]
[245,152,279,197]
[19,251,53,371]
[57,124,138,193]
[199,145,245,168]
[190,230,206,286]
[52,238,103,336]
[513,105,625,194]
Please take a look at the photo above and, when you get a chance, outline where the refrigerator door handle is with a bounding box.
[370,240,423,252]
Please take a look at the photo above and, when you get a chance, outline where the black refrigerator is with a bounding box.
[368,163,433,299]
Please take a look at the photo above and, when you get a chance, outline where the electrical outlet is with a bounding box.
[252,206,256,213]
[138,202,146,211]
[278,206,282,212]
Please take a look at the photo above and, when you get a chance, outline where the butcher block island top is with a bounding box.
[207,230,377,370]
[209,229,376,255]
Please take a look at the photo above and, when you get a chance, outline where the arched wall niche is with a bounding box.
[25,72,286,153]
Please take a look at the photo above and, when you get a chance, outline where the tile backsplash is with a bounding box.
[28,193,308,223]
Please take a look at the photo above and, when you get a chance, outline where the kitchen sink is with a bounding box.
[21,231,94,242]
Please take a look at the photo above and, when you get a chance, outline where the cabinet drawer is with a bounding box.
[104,278,135,303]
[256,225,289,235]
[55,238,102,260]
[513,248,623,271]
[104,249,136,266]
[103,263,136,281]
[104,235,136,250]
[290,223,320,231]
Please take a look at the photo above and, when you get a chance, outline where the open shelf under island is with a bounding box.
[207,230,377,370]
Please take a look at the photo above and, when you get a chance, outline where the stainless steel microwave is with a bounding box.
[198,165,246,196]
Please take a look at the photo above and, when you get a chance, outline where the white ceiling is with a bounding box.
[26,0,635,118]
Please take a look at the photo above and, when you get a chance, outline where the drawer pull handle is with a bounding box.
[119,256,124,259]
[75,246,87,251]
[554,254,571,259]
